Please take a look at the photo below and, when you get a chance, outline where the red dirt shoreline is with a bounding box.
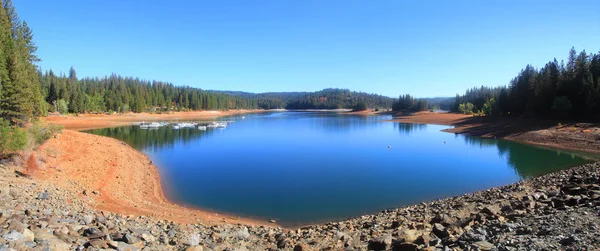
[31,130,276,227]
[387,112,600,155]
[44,109,267,131]
[34,110,599,229]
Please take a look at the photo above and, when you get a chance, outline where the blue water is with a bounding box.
[85,112,590,226]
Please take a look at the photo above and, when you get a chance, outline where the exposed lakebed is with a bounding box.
[85,112,591,227]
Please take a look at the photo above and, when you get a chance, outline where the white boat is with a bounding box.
[140,125,149,129]
[173,122,198,129]
[148,122,160,128]
[207,122,219,128]
[216,122,227,128]
[198,126,207,130]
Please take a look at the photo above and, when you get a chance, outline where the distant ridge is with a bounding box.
[210,88,395,110]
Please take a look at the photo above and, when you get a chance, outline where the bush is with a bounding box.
[459,102,475,114]
[0,119,27,156]
[352,102,368,111]
[28,122,63,146]
[482,98,496,116]
[57,99,69,114]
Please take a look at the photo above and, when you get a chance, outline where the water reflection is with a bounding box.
[85,126,219,151]
[461,134,589,178]
[263,112,390,133]
[83,113,593,226]
[394,123,427,135]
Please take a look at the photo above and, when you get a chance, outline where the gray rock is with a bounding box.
[37,191,50,200]
[432,223,449,239]
[235,228,250,240]
[123,233,139,244]
[3,230,23,241]
[472,240,495,249]
[140,232,155,243]
[82,214,94,225]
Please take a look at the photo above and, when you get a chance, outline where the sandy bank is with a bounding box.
[388,112,600,154]
[30,130,275,227]
[44,109,266,131]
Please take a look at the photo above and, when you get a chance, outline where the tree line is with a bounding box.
[282,88,394,110]
[392,94,428,112]
[39,69,268,115]
[453,47,600,119]
[0,0,45,125]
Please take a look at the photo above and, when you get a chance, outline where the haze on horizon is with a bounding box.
[14,0,600,98]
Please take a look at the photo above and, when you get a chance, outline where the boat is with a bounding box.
[198,126,207,130]
[173,122,198,129]
[207,122,219,128]
[140,125,149,129]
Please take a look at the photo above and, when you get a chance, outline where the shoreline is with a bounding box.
[44,109,267,131]
[39,110,600,228]
[2,111,600,249]
[387,112,600,155]
[4,146,600,249]
[30,130,275,227]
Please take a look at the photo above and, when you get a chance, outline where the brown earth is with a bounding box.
[29,130,275,227]
[44,109,265,131]
[388,112,600,154]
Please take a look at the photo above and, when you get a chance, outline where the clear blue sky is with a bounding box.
[13,0,600,97]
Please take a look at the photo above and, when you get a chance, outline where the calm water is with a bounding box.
[85,112,591,226]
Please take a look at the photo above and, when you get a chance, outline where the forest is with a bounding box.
[453,47,600,119]
[212,89,395,110]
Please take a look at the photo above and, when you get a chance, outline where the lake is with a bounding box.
[85,112,591,227]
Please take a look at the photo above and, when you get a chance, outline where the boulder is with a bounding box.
[123,233,139,244]
[48,239,71,251]
[3,230,24,241]
[391,241,418,251]
[185,246,204,251]
[141,232,155,243]
[432,223,449,239]
[395,229,418,243]
[367,236,394,251]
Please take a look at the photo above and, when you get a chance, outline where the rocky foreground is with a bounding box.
[1,161,600,251]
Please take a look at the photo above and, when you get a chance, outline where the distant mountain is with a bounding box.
[420,97,454,110]
[210,88,395,110]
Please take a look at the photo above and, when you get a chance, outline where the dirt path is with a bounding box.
[44,109,266,131]
[31,130,275,227]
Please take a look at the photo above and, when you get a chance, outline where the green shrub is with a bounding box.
[57,99,69,114]
[352,102,368,111]
[0,119,28,155]
[28,122,63,146]
[482,98,496,116]
[459,102,475,114]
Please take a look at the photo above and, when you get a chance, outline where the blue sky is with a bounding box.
[14,0,600,97]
